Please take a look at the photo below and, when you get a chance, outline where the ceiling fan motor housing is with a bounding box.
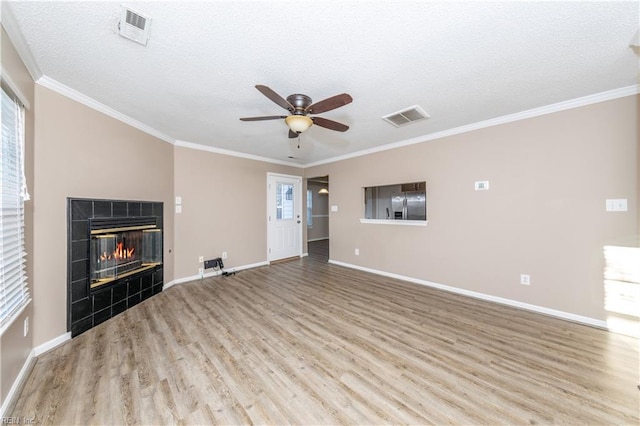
[286,94,312,114]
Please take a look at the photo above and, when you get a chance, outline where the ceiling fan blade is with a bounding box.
[312,116,349,132]
[306,93,353,114]
[239,115,287,121]
[289,129,298,139]
[255,85,294,111]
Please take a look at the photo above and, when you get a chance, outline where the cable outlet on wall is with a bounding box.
[198,256,204,263]
[520,274,530,285]
[222,252,228,259]
[198,267,204,278]
[355,248,360,256]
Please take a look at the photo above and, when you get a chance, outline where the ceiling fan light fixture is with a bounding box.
[318,188,329,194]
[285,115,313,133]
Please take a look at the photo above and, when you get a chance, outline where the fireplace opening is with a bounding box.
[90,224,162,289]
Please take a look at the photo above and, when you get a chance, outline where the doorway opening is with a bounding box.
[306,175,329,262]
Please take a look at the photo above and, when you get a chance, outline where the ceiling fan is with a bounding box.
[240,85,353,138]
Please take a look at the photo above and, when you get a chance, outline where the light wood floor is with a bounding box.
[10,250,639,425]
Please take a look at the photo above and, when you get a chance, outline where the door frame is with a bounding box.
[266,172,303,262]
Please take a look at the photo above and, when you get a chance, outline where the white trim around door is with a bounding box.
[267,173,303,262]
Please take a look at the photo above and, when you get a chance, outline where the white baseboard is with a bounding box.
[0,349,35,418]
[328,259,608,329]
[34,332,71,357]
[164,260,269,289]
[0,331,71,417]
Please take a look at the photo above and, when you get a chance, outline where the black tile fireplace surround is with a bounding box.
[67,198,164,337]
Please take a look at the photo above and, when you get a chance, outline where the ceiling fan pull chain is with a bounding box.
[297,134,301,149]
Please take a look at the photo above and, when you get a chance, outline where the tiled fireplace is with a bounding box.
[67,198,164,337]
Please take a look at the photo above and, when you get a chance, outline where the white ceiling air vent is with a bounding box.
[119,6,151,46]
[382,105,430,127]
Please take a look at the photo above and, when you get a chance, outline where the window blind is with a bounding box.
[0,87,31,334]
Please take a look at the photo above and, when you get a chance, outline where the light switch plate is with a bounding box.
[606,199,628,212]
[175,196,182,205]
[331,205,338,212]
[175,205,182,213]
[475,181,489,191]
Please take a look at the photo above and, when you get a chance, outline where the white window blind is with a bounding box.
[0,86,31,334]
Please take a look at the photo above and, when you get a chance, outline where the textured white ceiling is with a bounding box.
[4,1,639,165]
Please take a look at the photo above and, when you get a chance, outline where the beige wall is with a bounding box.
[1,27,35,406]
[32,86,175,347]
[306,95,639,321]
[173,147,299,279]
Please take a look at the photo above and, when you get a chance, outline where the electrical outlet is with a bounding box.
[355,248,360,256]
[198,256,204,263]
[24,316,29,337]
[198,267,204,277]
[520,274,530,285]
[222,252,228,259]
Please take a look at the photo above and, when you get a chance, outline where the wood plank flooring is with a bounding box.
[10,248,640,425]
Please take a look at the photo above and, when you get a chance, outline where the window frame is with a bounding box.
[0,85,31,336]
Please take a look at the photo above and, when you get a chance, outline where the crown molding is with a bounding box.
[37,76,176,145]
[28,76,640,169]
[0,65,31,109]
[304,84,640,168]
[35,76,302,167]
[28,72,640,169]
[1,3,42,81]
[174,140,303,168]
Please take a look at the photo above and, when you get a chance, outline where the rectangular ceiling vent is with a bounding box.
[382,105,430,127]
[119,6,151,46]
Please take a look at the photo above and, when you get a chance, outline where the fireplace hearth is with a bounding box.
[68,198,164,337]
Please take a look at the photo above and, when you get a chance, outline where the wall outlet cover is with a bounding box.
[605,199,628,212]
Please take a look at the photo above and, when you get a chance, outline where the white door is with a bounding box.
[267,173,302,262]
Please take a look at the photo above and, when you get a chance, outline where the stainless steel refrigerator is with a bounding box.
[391,189,426,220]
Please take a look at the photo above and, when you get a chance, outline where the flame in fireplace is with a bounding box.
[100,242,135,262]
